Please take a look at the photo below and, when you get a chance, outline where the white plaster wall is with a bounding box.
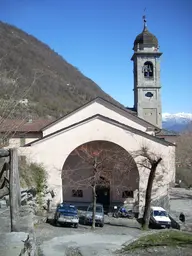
[23,117,175,209]
[42,102,146,137]
[2,135,40,152]
[7,137,39,148]
[6,138,21,148]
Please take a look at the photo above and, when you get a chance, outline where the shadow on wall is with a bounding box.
[61,140,139,212]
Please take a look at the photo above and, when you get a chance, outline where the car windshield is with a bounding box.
[88,206,103,213]
[153,210,168,217]
[59,205,77,212]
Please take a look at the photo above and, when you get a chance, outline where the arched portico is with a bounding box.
[25,115,175,215]
[62,140,139,212]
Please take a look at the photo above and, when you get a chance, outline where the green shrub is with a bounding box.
[19,160,47,209]
[19,160,47,191]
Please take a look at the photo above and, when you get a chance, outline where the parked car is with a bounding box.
[84,203,104,227]
[149,206,171,229]
[54,203,79,228]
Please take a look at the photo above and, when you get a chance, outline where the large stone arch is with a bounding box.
[62,140,139,212]
[25,117,175,214]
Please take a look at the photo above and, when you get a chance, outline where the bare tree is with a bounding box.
[134,146,162,229]
[0,55,44,197]
[174,131,192,187]
[0,55,44,232]
[62,141,136,229]
[176,131,192,169]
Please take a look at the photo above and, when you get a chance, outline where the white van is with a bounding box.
[150,206,171,228]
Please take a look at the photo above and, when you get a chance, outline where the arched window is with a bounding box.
[142,61,153,78]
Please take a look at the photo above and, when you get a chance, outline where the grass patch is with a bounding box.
[122,230,192,252]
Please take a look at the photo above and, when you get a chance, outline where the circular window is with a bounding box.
[145,92,154,98]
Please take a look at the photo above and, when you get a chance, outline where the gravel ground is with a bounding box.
[169,188,192,232]
[1,188,192,255]
[35,220,142,256]
[170,188,192,220]
[34,188,192,256]
[0,208,10,233]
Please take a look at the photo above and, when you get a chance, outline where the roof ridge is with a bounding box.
[25,114,174,147]
[41,96,159,132]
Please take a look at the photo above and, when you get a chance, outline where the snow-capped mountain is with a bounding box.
[162,113,192,132]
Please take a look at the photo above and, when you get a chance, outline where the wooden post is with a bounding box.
[9,148,20,232]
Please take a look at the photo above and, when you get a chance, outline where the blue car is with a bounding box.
[54,203,79,228]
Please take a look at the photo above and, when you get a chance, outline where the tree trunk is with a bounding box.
[92,184,97,229]
[9,148,20,232]
[142,158,162,229]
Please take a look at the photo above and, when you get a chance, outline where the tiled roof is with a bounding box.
[0,118,53,133]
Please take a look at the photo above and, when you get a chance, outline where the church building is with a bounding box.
[1,18,176,214]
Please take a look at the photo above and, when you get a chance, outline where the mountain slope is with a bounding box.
[0,21,123,119]
[162,113,192,132]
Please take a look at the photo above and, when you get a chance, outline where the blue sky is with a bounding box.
[1,0,191,113]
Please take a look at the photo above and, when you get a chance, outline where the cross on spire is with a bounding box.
[143,8,147,30]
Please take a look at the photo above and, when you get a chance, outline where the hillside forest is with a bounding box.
[0,21,191,188]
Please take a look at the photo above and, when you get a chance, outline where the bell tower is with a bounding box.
[131,16,162,128]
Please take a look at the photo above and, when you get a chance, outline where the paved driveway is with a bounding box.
[35,220,142,256]
[170,188,192,220]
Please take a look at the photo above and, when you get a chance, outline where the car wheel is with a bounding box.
[113,212,119,218]
[53,219,57,226]
[55,221,60,227]
[74,223,78,228]
[100,223,104,228]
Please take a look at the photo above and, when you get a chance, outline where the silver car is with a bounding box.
[84,203,104,227]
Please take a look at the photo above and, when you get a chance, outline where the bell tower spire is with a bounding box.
[143,10,147,30]
[131,18,163,128]
[142,8,148,30]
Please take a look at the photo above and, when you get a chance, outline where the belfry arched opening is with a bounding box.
[62,140,139,212]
